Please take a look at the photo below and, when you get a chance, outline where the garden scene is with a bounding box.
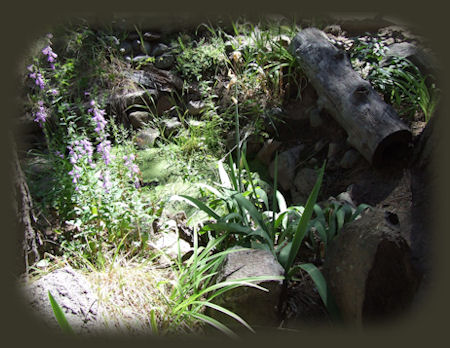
[13,13,438,338]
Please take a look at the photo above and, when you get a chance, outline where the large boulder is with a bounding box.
[20,266,101,335]
[322,208,420,325]
[209,248,285,331]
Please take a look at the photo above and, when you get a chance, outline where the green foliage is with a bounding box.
[350,38,440,121]
[307,200,371,258]
[156,231,283,336]
[175,36,228,81]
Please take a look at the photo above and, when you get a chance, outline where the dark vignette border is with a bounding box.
[1,1,448,347]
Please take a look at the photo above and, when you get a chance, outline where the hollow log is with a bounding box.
[290,28,412,166]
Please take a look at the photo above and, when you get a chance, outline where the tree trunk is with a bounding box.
[290,28,412,167]
[11,134,41,275]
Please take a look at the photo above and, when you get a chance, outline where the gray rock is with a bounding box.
[187,100,205,116]
[143,32,161,41]
[256,139,282,166]
[323,208,420,324]
[336,191,356,208]
[118,89,159,108]
[161,117,182,138]
[293,167,318,200]
[309,107,323,128]
[151,229,191,261]
[128,111,150,129]
[151,43,169,57]
[269,145,305,191]
[339,149,361,169]
[134,128,160,149]
[154,53,175,70]
[210,248,284,330]
[327,142,342,159]
[21,266,101,334]
[156,94,176,116]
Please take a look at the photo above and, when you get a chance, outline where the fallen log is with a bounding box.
[290,28,412,167]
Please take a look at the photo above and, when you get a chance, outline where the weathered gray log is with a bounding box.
[290,28,412,166]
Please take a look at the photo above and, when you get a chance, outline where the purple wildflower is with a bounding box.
[88,100,108,135]
[42,45,57,67]
[99,170,112,192]
[29,70,45,90]
[97,139,112,165]
[123,154,141,188]
[33,101,47,127]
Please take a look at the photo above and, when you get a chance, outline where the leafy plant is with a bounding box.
[307,200,371,258]
[350,38,439,121]
[156,230,283,336]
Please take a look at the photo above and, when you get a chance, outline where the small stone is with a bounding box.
[161,117,182,138]
[152,230,191,260]
[128,111,150,129]
[118,89,159,108]
[154,53,175,70]
[339,149,361,169]
[134,128,160,149]
[256,139,282,166]
[336,191,356,208]
[151,43,169,57]
[187,100,205,116]
[119,41,133,55]
[143,32,161,41]
[269,145,305,191]
[327,142,342,159]
[156,94,175,116]
[293,167,318,198]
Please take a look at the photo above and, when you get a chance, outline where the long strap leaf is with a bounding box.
[48,291,74,334]
[283,162,325,272]
[296,263,341,322]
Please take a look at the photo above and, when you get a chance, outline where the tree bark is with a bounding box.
[290,28,412,167]
[11,134,41,274]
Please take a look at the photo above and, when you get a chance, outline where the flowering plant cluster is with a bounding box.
[123,154,141,188]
